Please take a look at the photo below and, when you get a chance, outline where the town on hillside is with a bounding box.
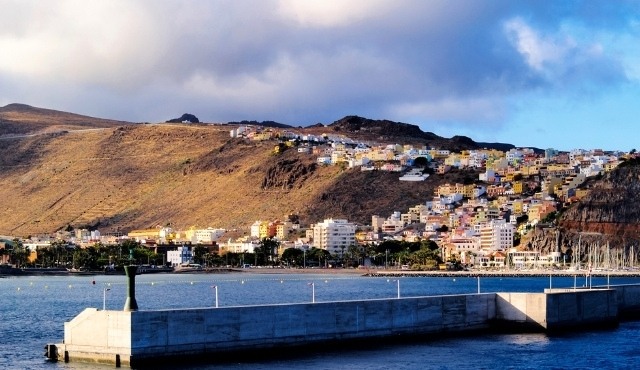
[2,124,638,273]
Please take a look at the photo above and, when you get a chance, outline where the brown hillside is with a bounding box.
[0,123,478,236]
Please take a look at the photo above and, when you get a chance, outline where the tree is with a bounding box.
[9,239,29,268]
[281,248,303,266]
[259,237,280,265]
[306,247,331,267]
[192,245,208,265]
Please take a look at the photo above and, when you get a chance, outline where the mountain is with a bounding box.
[0,103,129,136]
[321,116,517,152]
[0,121,482,236]
[166,113,199,123]
[227,120,293,129]
[0,107,491,236]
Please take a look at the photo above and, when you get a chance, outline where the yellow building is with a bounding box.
[127,229,161,240]
[436,183,454,196]
[527,204,542,222]
[276,221,294,240]
[252,131,273,141]
[604,161,619,172]
[258,221,272,239]
[512,180,523,194]
[512,199,524,215]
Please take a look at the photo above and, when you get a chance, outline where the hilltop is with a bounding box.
[0,103,128,136]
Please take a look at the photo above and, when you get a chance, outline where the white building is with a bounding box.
[479,219,514,251]
[187,228,226,244]
[311,219,356,254]
[250,221,262,238]
[167,245,193,267]
[218,239,261,254]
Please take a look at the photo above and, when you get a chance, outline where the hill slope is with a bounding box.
[0,122,481,236]
[0,103,128,136]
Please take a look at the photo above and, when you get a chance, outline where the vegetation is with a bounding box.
[7,240,163,271]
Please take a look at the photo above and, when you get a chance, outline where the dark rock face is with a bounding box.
[531,162,640,259]
[329,115,440,141]
[261,159,317,190]
[167,113,199,123]
[560,164,640,241]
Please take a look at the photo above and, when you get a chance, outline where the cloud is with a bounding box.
[0,0,637,142]
[504,16,628,90]
[276,0,392,27]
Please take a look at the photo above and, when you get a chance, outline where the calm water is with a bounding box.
[2,272,640,369]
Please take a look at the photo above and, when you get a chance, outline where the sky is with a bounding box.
[1,0,639,151]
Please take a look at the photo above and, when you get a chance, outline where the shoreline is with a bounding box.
[4,266,640,278]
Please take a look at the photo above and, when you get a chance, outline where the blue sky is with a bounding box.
[0,0,638,151]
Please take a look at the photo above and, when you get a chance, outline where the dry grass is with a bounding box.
[0,105,476,237]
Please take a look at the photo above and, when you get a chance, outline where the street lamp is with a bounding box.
[211,285,218,308]
[103,287,111,310]
[388,279,400,298]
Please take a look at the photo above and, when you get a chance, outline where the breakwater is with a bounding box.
[46,283,640,368]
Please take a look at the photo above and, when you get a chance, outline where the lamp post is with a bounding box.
[103,287,111,310]
[211,285,218,308]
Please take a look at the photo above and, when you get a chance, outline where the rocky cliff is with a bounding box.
[527,159,640,262]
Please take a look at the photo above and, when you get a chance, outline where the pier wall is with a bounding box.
[613,284,640,318]
[57,293,495,366]
[496,290,618,330]
[54,287,635,367]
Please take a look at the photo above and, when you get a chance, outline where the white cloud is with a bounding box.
[0,1,167,89]
[276,0,392,27]
[504,17,572,72]
[0,0,637,150]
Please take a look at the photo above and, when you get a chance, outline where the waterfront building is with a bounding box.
[167,245,193,267]
[479,219,514,251]
[311,219,356,254]
[185,227,225,244]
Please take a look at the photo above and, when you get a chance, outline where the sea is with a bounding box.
[2,272,640,370]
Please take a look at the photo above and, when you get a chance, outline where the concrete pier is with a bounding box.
[46,285,638,367]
